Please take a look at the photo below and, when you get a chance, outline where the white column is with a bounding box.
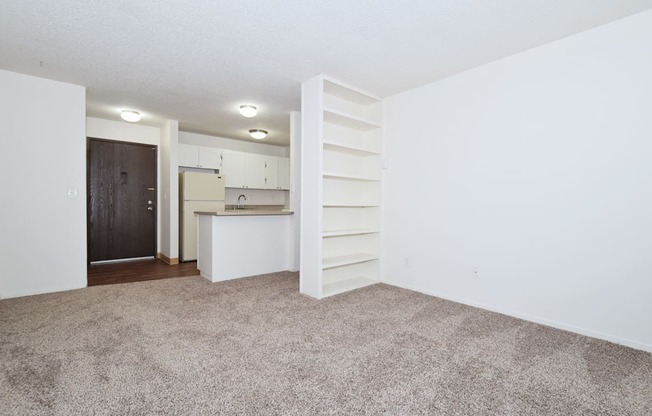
[159,120,179,261]
[289,111,301,271]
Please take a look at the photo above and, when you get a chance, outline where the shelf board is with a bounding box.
[323,78,381,105]
[322,253,378,269]
[323,203,380,208]
[323,141,381,156]
[323,108,380,131]
[323,172,380,182]
[322,276,378,298]
[323,206,379,212]
[322,229,379,237]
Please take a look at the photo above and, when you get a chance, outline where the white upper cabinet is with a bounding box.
[178,144,200,168]
[198,147,222,170]
[222,150,247,188]
[265,157,279,189]
[277,157,290,190]
[244,153,267,189]
[178,144,222,170]
[221,151,290,190]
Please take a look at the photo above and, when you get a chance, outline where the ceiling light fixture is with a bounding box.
[249,129,268,140]
[239,105,258,118]
[121,110,141,123]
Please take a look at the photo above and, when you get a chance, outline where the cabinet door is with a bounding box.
[278,157,290,190]
[178,144,199,167]
[222,150,247,188]
[198,147,222,170]
[244,154,267,189]
[265,157,279,189]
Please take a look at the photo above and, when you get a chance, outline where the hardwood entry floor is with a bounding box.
[88,259,199,286]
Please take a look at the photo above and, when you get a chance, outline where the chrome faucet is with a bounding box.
[237,194,247,209]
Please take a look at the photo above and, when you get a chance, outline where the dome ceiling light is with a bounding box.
[239,105,258,118]
[120,110,141,123]
[249,129,268,140]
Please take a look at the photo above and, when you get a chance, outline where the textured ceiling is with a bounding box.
[2,1,652,146]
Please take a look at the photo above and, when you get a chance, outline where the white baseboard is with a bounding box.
[381,278,652,354]
[1,282,87,300]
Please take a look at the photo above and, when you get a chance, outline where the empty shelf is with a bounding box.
[323,78,381,105]
[322,253,378,269]
[323,172,380,182]
[322,203,380,208]
[322,276,378,298]
[322,229,379,237]
[323,141,381,156]
[323,108,381,131]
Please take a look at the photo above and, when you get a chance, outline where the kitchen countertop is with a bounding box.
[195,209,293,216]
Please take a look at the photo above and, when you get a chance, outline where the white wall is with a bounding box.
[87,117,160,145]
[179,131,289,157]
[382,10,652,352]
[0,70,86,299]
[224,188,286,207]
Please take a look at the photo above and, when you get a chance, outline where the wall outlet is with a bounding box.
[404,257,410,267]
[472,267,480,278]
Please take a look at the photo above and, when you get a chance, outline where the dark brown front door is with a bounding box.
[88,138,157,262]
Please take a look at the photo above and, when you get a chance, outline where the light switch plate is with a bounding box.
[67,187,77,199]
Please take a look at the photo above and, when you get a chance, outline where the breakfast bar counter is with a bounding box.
[195,210,293,283]
[200,209,294,217]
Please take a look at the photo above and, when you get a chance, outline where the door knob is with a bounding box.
[147,207,153,211]
[148,200,153,204]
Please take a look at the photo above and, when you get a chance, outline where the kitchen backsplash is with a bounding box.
[225,188,288,207]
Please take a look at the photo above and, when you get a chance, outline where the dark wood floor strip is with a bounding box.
[87,259,199,286]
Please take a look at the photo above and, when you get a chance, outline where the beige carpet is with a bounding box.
[1,272,651,415]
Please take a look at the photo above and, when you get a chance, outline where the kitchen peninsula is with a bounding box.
[196,209,293,282]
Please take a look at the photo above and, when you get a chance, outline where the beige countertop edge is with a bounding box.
[195,210,294,216]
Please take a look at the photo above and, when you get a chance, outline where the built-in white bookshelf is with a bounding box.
[300,75,383,299]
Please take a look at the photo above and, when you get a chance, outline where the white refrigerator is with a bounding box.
[180,172,225,262]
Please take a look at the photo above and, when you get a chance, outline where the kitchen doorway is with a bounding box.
[87,138,157,264]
